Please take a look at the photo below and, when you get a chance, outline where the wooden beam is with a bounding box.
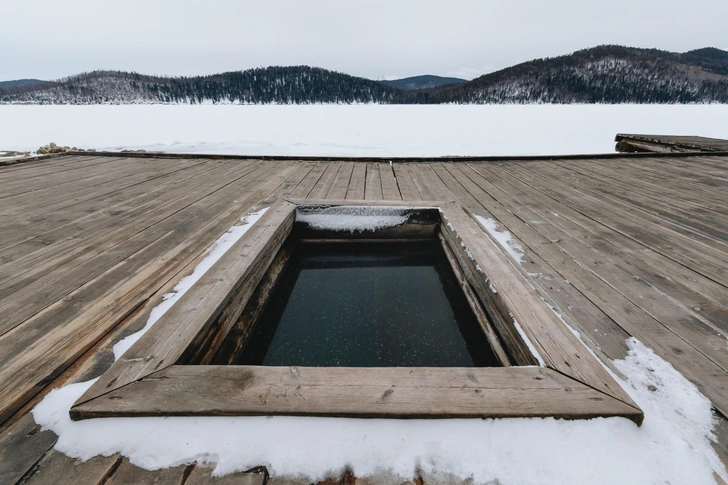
[70,365,643,423]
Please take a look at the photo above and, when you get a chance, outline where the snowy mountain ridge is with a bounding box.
[2,45,727,104]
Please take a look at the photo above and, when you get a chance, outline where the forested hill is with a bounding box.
[0,67,399,104]
[2,46,727,104]
[380,75,466,90]
[403,46,728,104]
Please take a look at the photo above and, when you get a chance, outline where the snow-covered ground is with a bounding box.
[1,104,727,156]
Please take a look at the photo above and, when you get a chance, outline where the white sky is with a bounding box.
[2,0,727,81]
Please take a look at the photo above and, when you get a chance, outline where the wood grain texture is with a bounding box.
[70,365,643,422]
[22,451,121,485]
[0,162,301,425]
[438,203,639,410]
[185,466,266,485]
[73,200,296,406]
[103,458,188,485]
[616,133,728,152]
[0,413,57,485]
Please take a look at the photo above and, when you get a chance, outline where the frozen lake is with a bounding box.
[1,104,727,156]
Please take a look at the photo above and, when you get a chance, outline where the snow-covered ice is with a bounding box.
[1,104,727,156]
[295,206,411,233]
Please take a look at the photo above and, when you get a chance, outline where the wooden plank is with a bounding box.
[379,162,402,200]
[484,161,728,317]
[439,225,535,367]
[441,164,635,370]
[0,158,197,218]
[0,413,57,485]
[70,365,643,422]
[326,162,353,200]
[406,163,436,200]
[537,159,728,261]
[258,162,316,207]
[0,161,248,292]
[73,201,297,405]
[509,161,728,286]
[559,161,728,249]
[446,162,728,415]
[23,450,121,485]
[391,163,421,200]
[0,159,212,248]
[0,157,223,248]
[460,162,728,371]
[570,157,728,218]
[345,163,366,200]
[289,162,326,199]
[439,235,511,366]
[185,466,266,485]
[0,161,275,336]
[616,134,728,152]
[308,162,341,199]
[0,164,301,424]
[364,162,383,200]
[0,155,118,181]
[417,163,457,201]
[0,156,128,197]
[438,199,638,409]
[104,458,188,485]
[475,160,728,330]
[207,243,292,365]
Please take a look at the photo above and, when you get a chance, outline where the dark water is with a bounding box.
[231,241,500,367]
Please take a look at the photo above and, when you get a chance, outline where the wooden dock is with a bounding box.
[1,148,728,483]
[616,133,728,153]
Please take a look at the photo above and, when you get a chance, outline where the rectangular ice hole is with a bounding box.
[223,241,501,367]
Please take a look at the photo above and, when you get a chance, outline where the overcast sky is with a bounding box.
[3,0,727,82]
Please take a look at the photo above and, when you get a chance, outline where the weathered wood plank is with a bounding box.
[71,365,643,422]
[439,236,511,366]
[364,162,383,200]
[308,162,341,200]
[438,202,638,409]
[458,162,728,415]
[185,465,266,485]
[289,162,326,199]
[73,201,296,405]
[103,458,188,485]
[23,450,121,485]
[0,413,57,485]
[616,133,728,153]
[559,158,728,228]
[379,162,402,200]
[484,161,728,317]
[326,162,353,200]
[0,161,254,297]
[509,161,728,286]
[345,163,366,200]
[0,161,278,336]
[0,164,301,424]
[391,163,421,200]
[462,163,728,370]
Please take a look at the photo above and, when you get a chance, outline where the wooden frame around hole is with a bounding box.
[71,199,643,424]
